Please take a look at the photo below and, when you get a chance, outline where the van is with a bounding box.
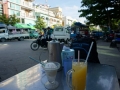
[51,26,70,42]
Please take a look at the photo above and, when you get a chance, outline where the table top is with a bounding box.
[0,63,120,90]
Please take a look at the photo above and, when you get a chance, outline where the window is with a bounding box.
[15,11,20,16]
[16,5,20,10]
[15,0,21,4]
[55,28,63,31]
[0,29,5,33]
[0,10,3,13]
[0,5,3,9]
[11,0,15,2]
[36,16,40,19]
[10,10,15,15]
[21,18,25,23]
[10,3,15,9]
[46,17,49,20]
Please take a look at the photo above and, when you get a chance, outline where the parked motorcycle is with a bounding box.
[30,35,52,51]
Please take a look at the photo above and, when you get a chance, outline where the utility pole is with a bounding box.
[45,0,49,27]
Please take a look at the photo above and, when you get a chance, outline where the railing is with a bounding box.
[21,13,35,19]
[22,1,33,9]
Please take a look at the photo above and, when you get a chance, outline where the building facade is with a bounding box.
[62,16,77,27]
[0,0,3,15]
[2,0,77,27]
[4,0,36,25]
[0,0,8,16]
[34,4,62,27]
[20,0,35,25]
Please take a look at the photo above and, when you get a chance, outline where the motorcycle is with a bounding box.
[30,35,52,51]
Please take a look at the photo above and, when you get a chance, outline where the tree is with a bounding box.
[9,14,20,26]
[89,25,98,31]
[34,17,46,30]
[52,24,62,28]
[71,21,76,27]
[0,14,20,25]
[79,0,120,30]
[0,14,9,25]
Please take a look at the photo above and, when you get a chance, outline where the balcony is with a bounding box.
[21,1,34,10]
[21,13,35,19]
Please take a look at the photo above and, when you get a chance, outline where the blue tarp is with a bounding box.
[0,23,7,28]
[74,22,89,28]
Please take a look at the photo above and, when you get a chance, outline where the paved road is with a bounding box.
[97,40,120,79]
[0,39,49,81]
[0,39,120,82]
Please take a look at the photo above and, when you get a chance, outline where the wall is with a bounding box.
[25,18,35,25]
[62,16,77,26]
[3,1,9,17]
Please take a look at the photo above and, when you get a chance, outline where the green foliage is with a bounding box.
[0,14,20,25]
[89,25,98,31]
[71,21,76,27]
[52,24,62,28]
[0,14,9,25]
[79,0,120,30]
[34,17,46,31]
[9,14,20,26]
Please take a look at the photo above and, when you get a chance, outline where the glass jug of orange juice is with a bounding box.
[66,59,87,90]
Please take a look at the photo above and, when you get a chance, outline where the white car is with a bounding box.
[51,27,70,43]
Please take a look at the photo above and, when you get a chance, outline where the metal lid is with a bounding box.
[49,39,60,44]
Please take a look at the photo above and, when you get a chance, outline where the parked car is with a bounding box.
[110,33,120,47]
[29,30,39,39]
[104,31,115,42]
[91,31,104,39]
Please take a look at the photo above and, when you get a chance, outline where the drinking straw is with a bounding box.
[29,56,45,66]
[78,50,80,62]
[85,42,94,63]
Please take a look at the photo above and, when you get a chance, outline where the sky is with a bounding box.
[34,0,86,24]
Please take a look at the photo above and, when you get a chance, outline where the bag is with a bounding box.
[70,37,100,63]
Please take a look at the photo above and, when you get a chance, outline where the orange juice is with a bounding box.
[72,62,87,90]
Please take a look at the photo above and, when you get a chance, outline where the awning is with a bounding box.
[27,24,36,30]
[7,25,16,29]
[74,22,89,28]
[14,23,31,29]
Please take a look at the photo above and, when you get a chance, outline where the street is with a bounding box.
[0,39,120,82]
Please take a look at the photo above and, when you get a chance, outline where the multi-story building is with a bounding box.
[0,0,9,17]
[62,16,77,27]
[34,4,62,27]
[0,0,3,15]
[3,0,35,25]
[20,0,35,25]
[2,0,77,27]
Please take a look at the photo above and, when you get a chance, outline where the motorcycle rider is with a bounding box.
[47,27,53,41]
[39,31,47,47]
[38,27,53,48]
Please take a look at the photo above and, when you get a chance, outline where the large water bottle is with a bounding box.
[61,48,75,76]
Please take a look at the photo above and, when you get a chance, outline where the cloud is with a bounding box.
[62,5,86,24]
